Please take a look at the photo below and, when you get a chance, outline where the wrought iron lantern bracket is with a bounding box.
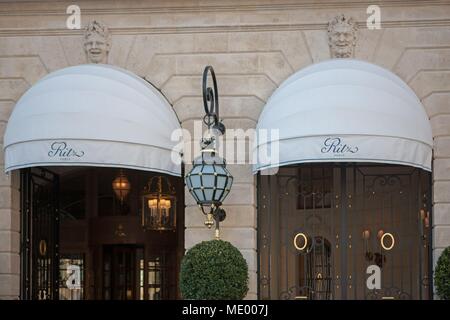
[202,65,225,136]
[185,66,234,239]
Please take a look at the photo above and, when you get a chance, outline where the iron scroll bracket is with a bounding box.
[202,66,225,135]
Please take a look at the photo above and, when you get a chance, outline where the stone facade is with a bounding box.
[1,0,450,299]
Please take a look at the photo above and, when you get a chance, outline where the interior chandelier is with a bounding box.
[112,169,131,203]
[141,175,177,231]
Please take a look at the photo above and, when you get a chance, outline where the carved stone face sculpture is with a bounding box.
[327,14,357,58]
[84,21,111,64]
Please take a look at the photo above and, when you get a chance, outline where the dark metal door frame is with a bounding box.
[339,166,348,299]
[20,167,59,300]
[257,163,433,300]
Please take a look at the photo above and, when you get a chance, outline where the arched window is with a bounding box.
[298,236,332,300]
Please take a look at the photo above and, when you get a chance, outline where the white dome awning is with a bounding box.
[4,64,182,176]
[254,59,433,172]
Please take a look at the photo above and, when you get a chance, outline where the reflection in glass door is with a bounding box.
[102,245,168,300]
[258,164,432,300]
[103,245,140,300]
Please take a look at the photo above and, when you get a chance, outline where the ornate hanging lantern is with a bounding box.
[185,150,233,222]
[185,66,233,239]
[141,176,176,231]
[112,169,131,203]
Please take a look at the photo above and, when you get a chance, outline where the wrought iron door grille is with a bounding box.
[257,164,432,300]
[21,167,59,300]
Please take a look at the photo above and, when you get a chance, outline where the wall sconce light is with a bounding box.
[377,229,384,239]
[420,209,430,228]
[362,229,372,262]
[362,229,370,240]
[363,228,389,267]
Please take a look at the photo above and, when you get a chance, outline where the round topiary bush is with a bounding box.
[180,239,248,300]
[435,246,450,299]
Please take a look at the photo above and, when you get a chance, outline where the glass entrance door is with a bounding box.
[103,245,141,300]
[258,164,432,300]
[102,245,170,300]
[20,167,184,300]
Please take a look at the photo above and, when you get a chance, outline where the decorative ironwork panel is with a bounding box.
[257,164,432,300]
[21,167,59,300]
